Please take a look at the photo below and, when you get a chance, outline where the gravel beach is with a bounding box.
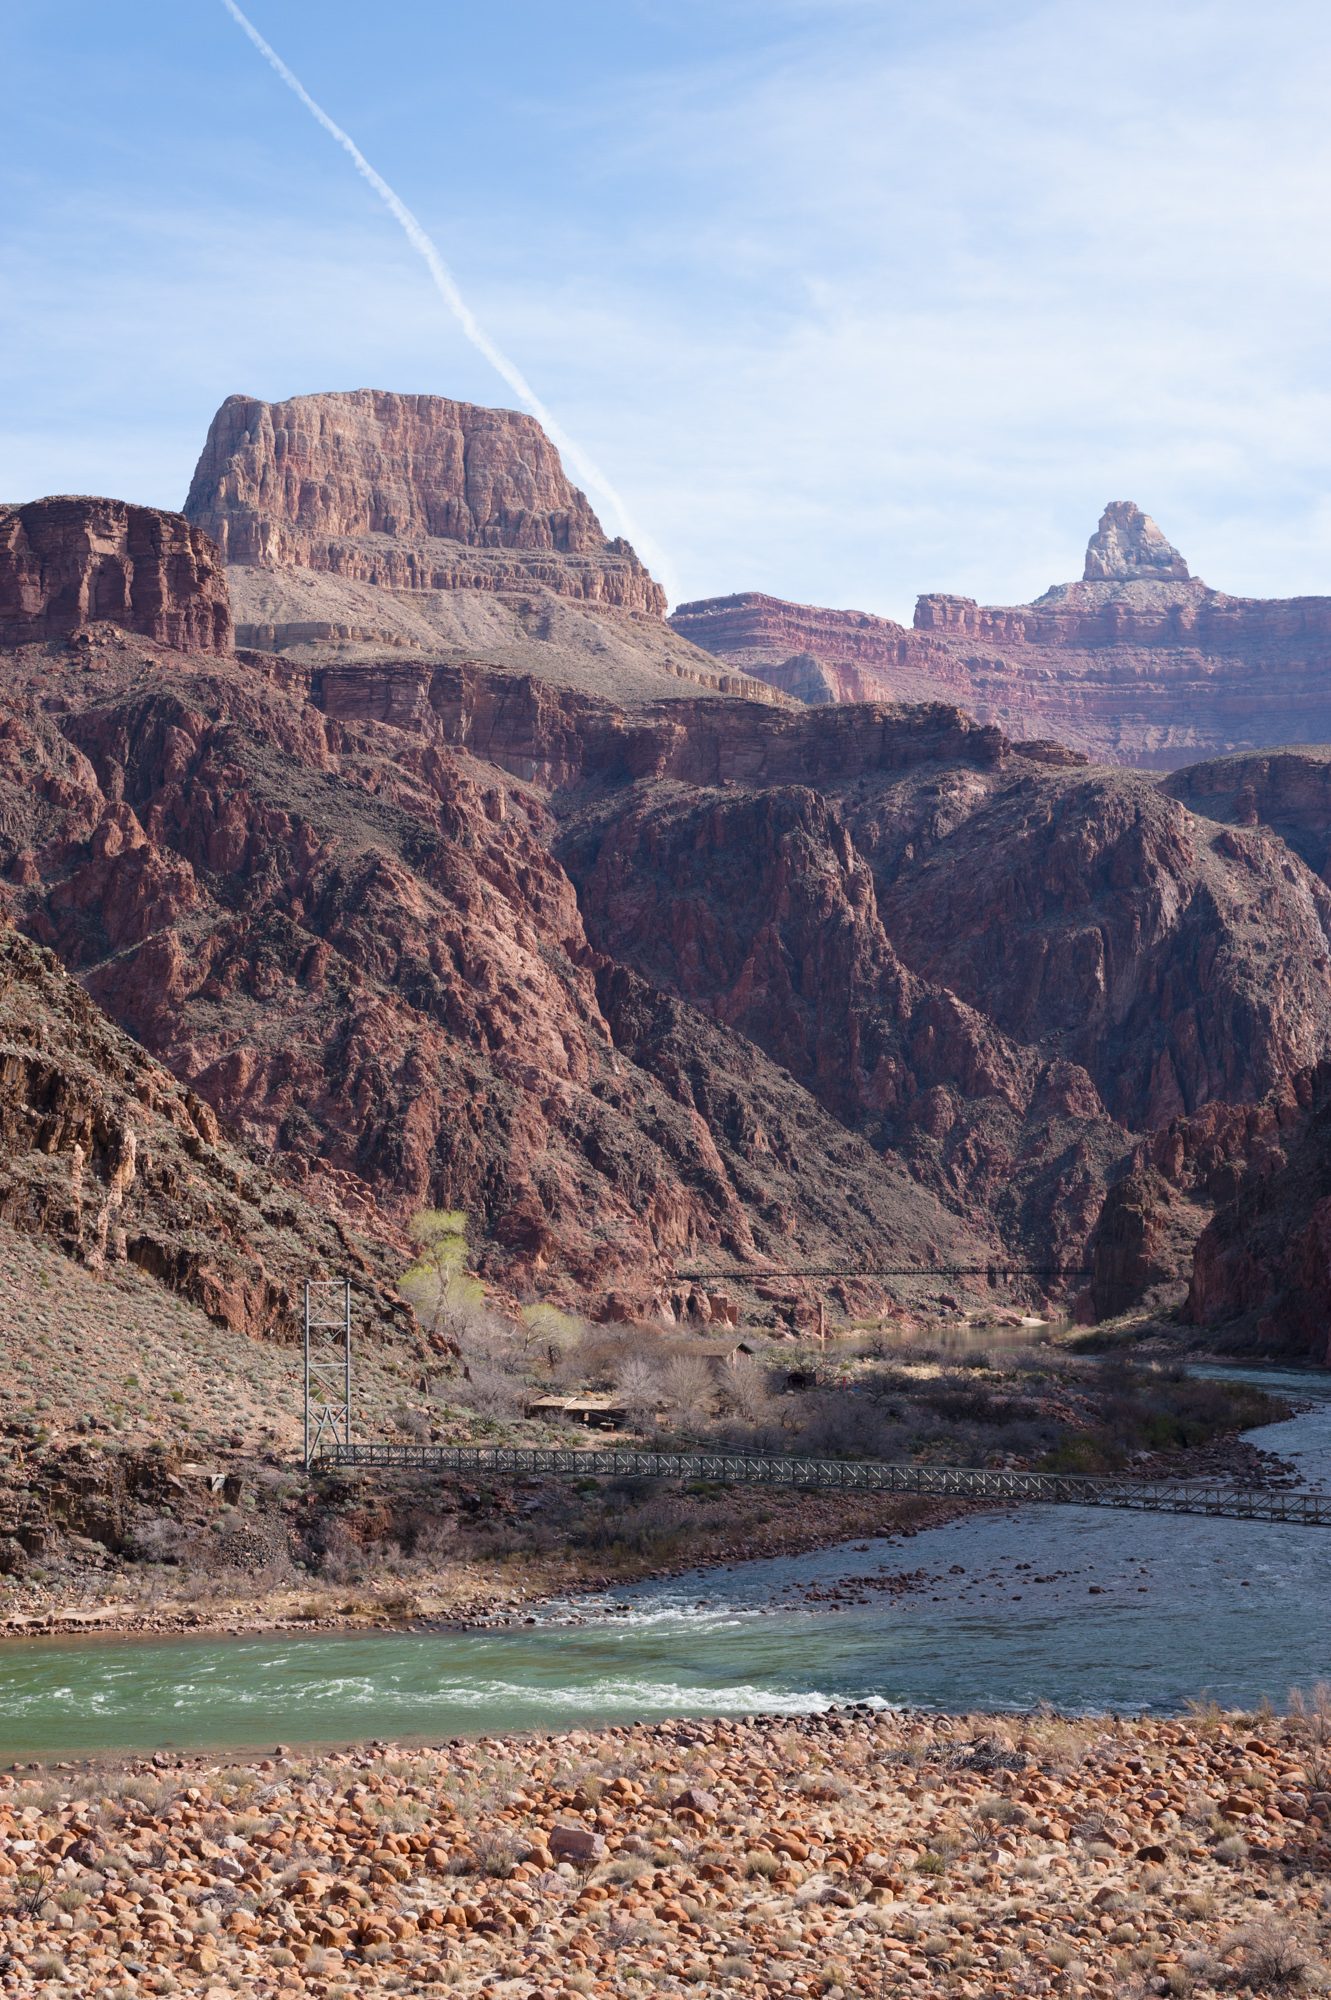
[2,1702,1327,1997]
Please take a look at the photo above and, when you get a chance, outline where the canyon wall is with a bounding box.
[0,632,996,1310]
[6,487,1331,1351]
[1184,1063,1331,1366]
[179,390,777,703]
[0,497,232,653]
[184,389,666,616]
[0,925,396,1335]
[672,503,1331,769]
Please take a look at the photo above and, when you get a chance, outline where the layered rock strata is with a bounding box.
[1163,745,1331,880]
[185,389,664,613]
[0,636,991,1306]
[181,390,780,701]
[0,926,394,1335]
[672,503,1331,768]
[6,491,1331,1346]
[0,497,232,652]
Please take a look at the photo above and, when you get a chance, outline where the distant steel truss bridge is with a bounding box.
[673,1265,1094,1282]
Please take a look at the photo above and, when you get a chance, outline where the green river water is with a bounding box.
[0,1366,1326,1758]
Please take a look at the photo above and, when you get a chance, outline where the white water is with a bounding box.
[0,1365,1325,1757]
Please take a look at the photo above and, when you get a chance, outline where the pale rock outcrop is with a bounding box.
[1082,499,1191,582]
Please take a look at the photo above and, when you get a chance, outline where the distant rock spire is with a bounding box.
[1083,501,1190,583]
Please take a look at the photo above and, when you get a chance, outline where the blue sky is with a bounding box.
[6,0,1331,616]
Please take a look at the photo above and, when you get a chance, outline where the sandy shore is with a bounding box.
[1,1705,1327,1997]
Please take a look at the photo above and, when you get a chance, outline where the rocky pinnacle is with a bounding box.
[1082,500,1191,583]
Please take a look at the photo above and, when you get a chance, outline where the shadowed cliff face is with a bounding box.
[0,927,399,1336]
[0,640,990,1307]
[554,731,1331,1294]
[671,504,1331,769]
[865,771,1331,1127]
[1183,1080,1327,1376]
[1175,1064,1331,1365]
[557,753,1331,1138]
[1163,746,1331,882]
[4,615,1331,1347]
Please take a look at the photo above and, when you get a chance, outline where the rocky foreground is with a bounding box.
[2,1704,1327,1998]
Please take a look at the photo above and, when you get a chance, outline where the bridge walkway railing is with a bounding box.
[313,1443,1331,1527]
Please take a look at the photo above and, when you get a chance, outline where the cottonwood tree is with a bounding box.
[400,1209,485,1352]
[519,1301,585,1373]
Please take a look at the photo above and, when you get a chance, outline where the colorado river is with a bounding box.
[1,1365,1326,1758]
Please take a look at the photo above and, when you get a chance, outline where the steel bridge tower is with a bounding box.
[303,1279,352,1468]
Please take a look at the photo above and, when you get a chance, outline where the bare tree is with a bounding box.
[661,1353,715,1432]
[721,1354,773,1428]
[616,1354,662,1435]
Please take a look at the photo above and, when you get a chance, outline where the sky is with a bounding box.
[5,0,1331,617]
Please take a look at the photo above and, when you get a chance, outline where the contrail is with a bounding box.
[218,0,672,595]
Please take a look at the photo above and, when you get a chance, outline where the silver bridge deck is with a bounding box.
[314,1443,1331,1526]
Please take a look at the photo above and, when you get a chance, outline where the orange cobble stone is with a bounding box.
[0,1707,1328,1996]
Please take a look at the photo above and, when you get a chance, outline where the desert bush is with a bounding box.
[1233,1920,1309,1990]
[126,1513,184,1565]
[460,1362,525,1421]
[974,1792,1027,1826]
[454,1828,521,1878]
[921,1380,1028,1425]
[1288,1680,1331,1744]
[745,1850,783,1879]
[310,1517,377,1584]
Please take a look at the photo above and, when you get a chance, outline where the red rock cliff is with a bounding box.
[672,504,1331,768]
[184,389,666,616]
[1182,1063,1331,1365]
[0,497,232,653]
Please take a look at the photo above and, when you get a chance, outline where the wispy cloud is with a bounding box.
[6,0,1331,615]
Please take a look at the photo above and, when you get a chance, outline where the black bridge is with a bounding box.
[674,1267,1093,1281]
[314,1443,1331,1526]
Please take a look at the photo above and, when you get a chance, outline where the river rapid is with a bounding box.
[0,1366,1327,1758]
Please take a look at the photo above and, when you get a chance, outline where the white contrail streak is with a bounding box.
[218,0,671,593]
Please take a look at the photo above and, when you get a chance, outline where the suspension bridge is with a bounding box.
[302,1283,1330,1528]
[309,1441,1331,1527]
[673,1265,1094,1283]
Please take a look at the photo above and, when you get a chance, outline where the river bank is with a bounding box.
[0,1487,969,1647]
[1,1368,1326,1760]
[0,1353,1299,1648]
[2,1703,1327,1998]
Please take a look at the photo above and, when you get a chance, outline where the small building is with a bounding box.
[524,1395,630,1430]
